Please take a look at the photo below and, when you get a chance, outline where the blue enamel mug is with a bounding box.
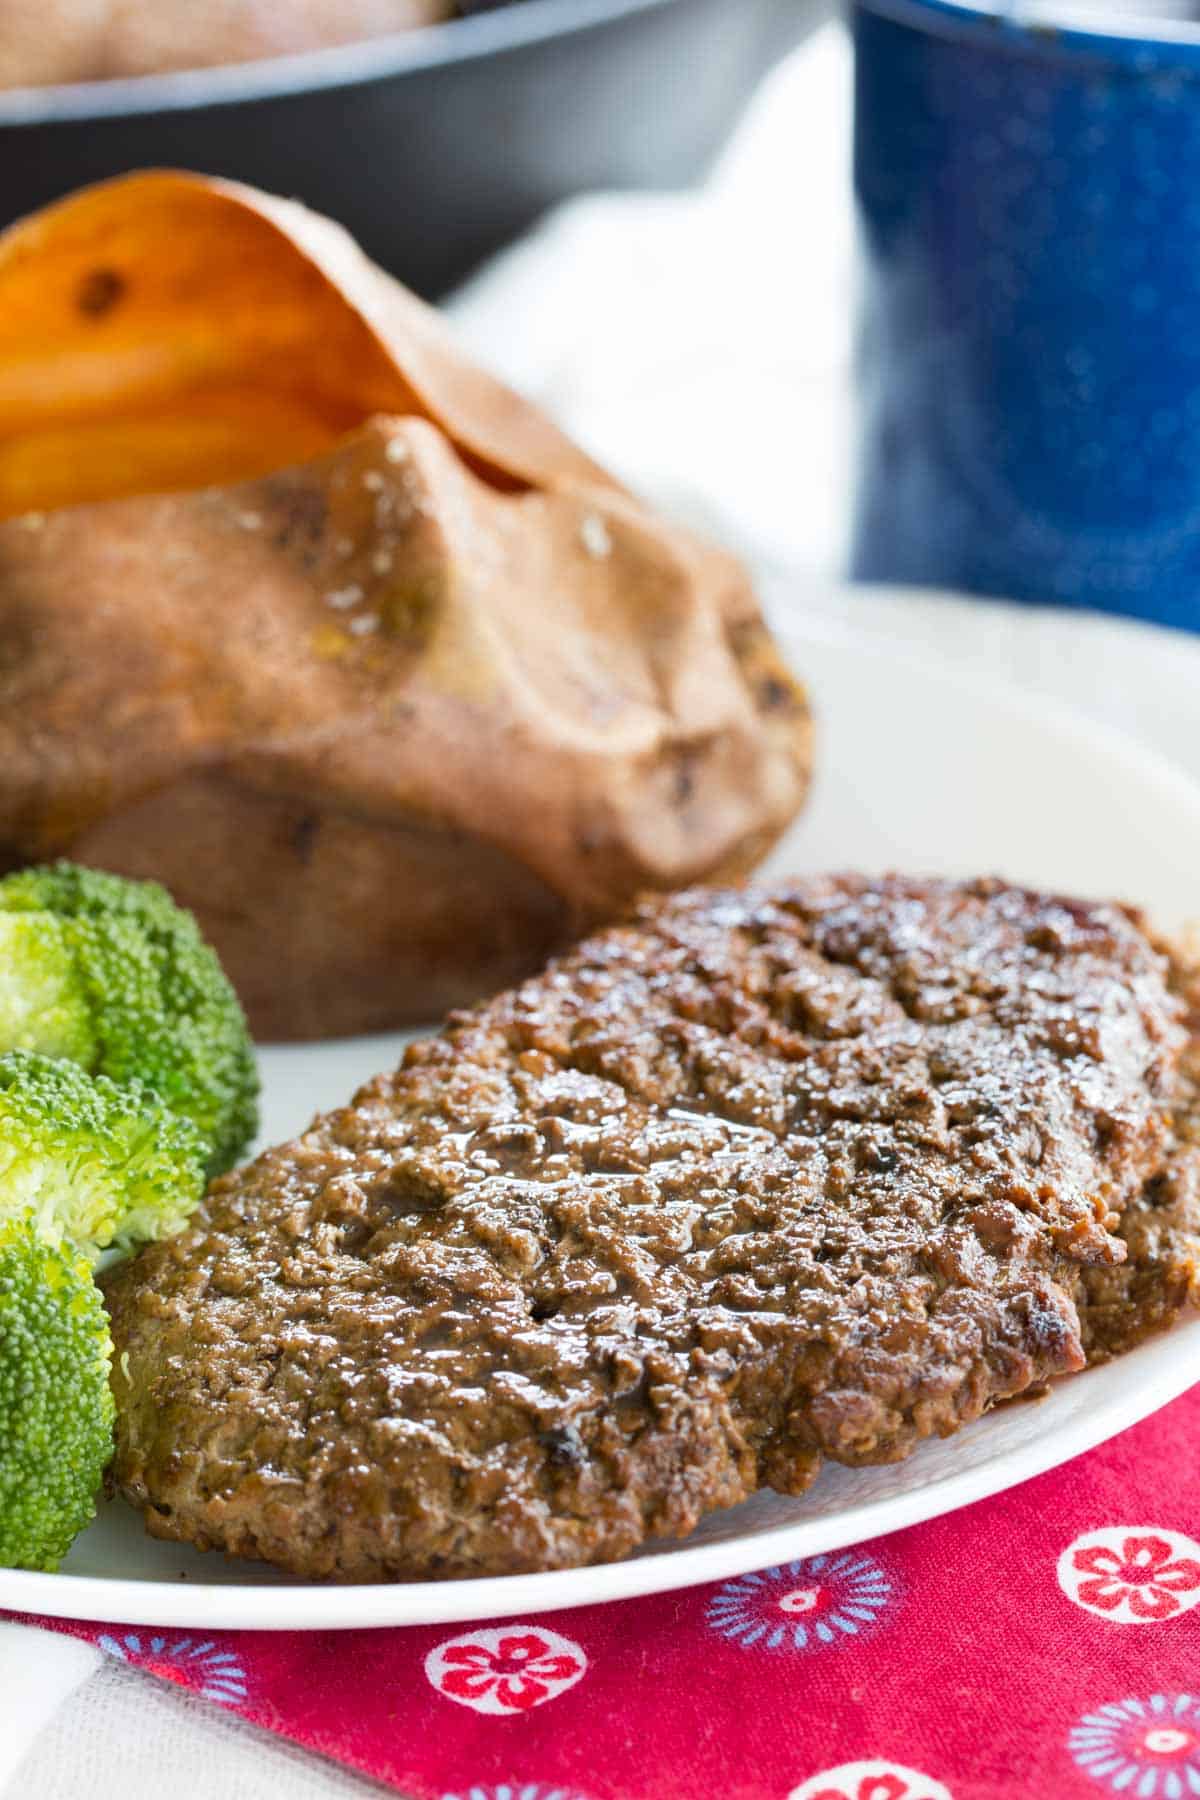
[852,0,1200,628]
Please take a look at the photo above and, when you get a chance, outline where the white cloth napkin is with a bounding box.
[7,21,1200,1797]
[450,24,855,577]
[0,1622,100,1786]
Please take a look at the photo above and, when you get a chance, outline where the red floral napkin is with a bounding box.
[16,1382,1200,1800]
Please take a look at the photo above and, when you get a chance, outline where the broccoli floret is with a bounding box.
[0,1052,206,1265]
[0,1215,114,1570]
[0,863,258,1175]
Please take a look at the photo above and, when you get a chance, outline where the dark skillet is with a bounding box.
[0,0,824,296]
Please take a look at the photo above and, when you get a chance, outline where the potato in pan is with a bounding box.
[0,172,812,1039]
[0,1,450,90]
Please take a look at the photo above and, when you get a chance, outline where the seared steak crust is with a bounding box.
[105,877,1200,1580]
[1075,939,1200,1360]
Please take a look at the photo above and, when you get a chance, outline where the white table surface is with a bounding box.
[6,20,1200,1798]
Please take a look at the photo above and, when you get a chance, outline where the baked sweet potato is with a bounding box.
[0,172,812,1039]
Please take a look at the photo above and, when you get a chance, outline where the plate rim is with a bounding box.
[7,616,1200,1631]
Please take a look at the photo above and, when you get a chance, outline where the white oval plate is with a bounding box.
[7,614,1200,1630]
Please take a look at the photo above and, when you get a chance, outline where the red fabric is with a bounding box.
[16,1384,1200,1800]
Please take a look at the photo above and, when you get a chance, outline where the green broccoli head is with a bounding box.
[0,1215,115,1570]
[0,1051,206,1265]
[0,863,258,1175]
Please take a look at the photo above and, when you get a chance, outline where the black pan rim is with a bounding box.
[0,0,691,129]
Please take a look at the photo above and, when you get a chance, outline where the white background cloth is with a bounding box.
[5,21,1200,1797]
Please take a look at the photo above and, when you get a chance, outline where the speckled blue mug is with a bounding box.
[852,0,1200,627]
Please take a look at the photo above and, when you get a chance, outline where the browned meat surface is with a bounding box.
[104,877,1200,1582]
[1075,941,1200,1360]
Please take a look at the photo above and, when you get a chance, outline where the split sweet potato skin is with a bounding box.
[0,170,610,522]
[0,418,811,1037]
[0,175,812,1039]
